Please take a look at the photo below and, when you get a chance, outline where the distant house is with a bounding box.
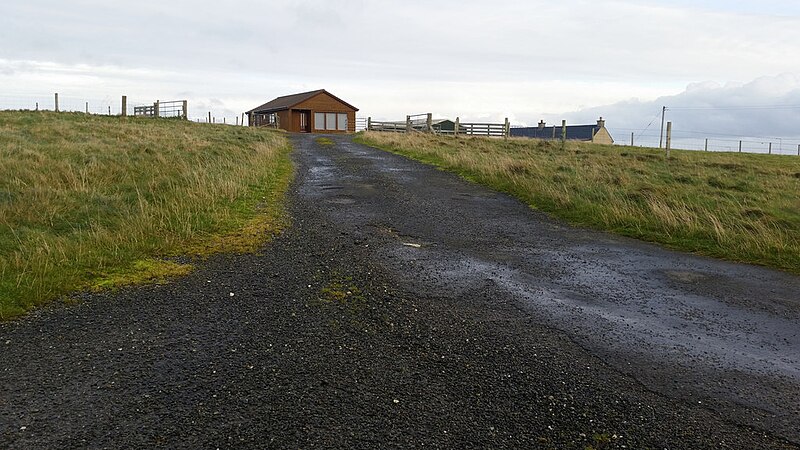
[246,89,358,133]
[510,117,614,144]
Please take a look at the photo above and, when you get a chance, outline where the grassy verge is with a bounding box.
[356,131,800,274]
[0,111,293,319]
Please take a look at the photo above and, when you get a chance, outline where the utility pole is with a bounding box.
[658,106,666,149]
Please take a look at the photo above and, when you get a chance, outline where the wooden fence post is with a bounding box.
[704,138,708,151]
[665,121,672,158]
[208,111,211,123]
[85,102,89,114]
[35,102,39,111]
[631,132,634,146]
[121,96,127,117]
[454,117,460,137]
[561,120,567,144]
[367,117,372,131]
[406,115,412,133]
[797,144,800,156]
[427,113,433,133]
[154,100,160,118]
[769,142,772,155]
[182,100,188,120]
[54,93,59,112]
[504,117,510,139]
[739,141,742,153]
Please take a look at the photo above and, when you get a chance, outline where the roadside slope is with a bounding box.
[356,131,800,274]
[0,111,292,319]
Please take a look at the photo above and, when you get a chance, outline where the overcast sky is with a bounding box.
[2,0,800,148]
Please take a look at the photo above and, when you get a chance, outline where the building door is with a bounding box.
[293,110,310,132]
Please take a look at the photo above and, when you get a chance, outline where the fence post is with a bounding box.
[208,111,211,123]
[54,93,59,112]
[631,132,634,146]
[665,121,672,158]
[154,100,160,118]
[35,102,39,111]
[406,115,412,133]
[454,117,460,137]
[739,141,742,153]
[504,117,510,139]
[704,138,708,152]
[242,113,246,126]
[121,96,127,117]
[367,117,372,131]
[769,142,772,155]
[85,102,89,114]
[797,144,800,156]
[426,113,433,133]
[561,120,567,144]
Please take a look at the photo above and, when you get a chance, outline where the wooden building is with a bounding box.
[246,89,358,133]
[510,117,614,145]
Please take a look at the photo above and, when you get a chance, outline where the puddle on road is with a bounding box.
[326,197,356,205]
[664,270,709,283]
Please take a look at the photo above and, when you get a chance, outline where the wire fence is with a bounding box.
[0,93,154,116]
[612,128,800,156]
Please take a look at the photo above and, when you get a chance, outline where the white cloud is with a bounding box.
[2,0,800,143]
[564,74,800,152]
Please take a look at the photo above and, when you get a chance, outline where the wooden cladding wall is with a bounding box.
[294,92,356,133]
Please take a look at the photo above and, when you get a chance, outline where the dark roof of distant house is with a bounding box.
[247,89,358,114]
[510,125,599,141]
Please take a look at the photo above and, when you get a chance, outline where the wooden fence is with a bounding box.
[367,113,510,138]
[134,100,188,119]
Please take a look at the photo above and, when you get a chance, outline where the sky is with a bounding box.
[2,0,800,151]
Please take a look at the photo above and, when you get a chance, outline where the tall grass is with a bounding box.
[357,131,800,273]
[0,111,292,319]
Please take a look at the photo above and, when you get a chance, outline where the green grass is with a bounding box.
[0,111,293,319]
[356,131,800,274]
[315,137,335,146]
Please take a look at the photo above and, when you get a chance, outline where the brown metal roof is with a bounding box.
[246,89,358,114]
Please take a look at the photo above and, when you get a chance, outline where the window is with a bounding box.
[325,113,337,131]
[314,112,350,131]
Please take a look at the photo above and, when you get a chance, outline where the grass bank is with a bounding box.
[357,131,800,274]
[0,111,293,319]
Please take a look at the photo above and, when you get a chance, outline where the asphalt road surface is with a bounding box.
[1,134,799,449]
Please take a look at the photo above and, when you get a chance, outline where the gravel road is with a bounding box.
[1,134,799,449]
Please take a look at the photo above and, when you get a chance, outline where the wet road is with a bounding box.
[307,134,800,441]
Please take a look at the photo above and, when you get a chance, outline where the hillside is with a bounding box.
[0,111,292,319]
[357,131,800,274]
